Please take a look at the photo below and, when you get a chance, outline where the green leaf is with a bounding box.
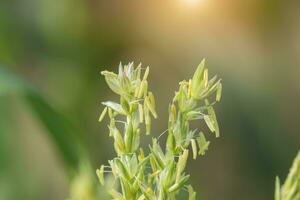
[28,92,90,172]
[279,150,300,200]
[118,62,124,77]
[216,83,222,102]
[168,175,190,193]
[191,59,205,98]
[0,67,86,172]
[115,159,131,180]
[0,68,26,95]
[134,64,142,80]
[102,101,126,115]
[143,66,149,81]
[101,70,122,95]
[275,176,281,200]
[203,68,208,88]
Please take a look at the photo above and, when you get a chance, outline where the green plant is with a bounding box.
[0,67,104,200]
[96,60,222,200]
[275,151,300,200]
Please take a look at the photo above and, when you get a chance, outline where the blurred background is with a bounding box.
[1,0,300,199]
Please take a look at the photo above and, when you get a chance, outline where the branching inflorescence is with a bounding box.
[96,60,222,200]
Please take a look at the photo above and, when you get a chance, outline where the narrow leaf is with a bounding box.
[275,176,281,200]
[143,66,149,81]
[191,59,205,98]
[216,83,222,102]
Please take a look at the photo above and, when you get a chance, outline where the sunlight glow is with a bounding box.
[181,0,203,6]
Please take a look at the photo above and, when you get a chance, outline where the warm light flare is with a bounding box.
[181,0,203,6]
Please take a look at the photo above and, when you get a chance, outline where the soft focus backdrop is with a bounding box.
[1,0,300,199]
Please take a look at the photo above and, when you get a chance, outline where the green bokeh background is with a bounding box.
[1,0,300,199]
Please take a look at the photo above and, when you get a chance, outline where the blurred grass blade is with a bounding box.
[25,91,85,171]
[0,67,87,173]
[0,67,26,95]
